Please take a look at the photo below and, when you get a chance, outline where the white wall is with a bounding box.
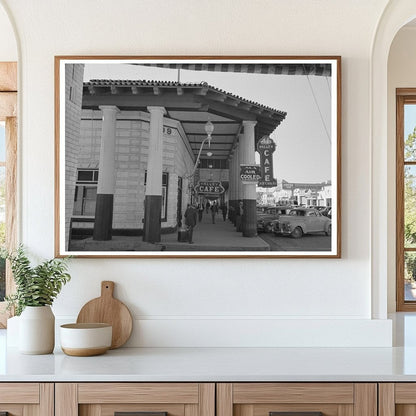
[387,26,416,312]
[0,3,16,62]
[0,0,394,347]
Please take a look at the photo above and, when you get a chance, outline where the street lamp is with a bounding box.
[189,120,214,177]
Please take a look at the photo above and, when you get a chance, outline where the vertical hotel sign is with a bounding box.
[257,136,277,187]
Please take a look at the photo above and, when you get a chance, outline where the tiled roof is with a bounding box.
[84,80,287,118]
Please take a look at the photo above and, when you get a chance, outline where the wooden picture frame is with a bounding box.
[55,56,341,258]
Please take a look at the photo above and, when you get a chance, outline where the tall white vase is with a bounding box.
[19,306,55,354]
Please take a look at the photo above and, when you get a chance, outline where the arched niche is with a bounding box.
[372,0,416,319]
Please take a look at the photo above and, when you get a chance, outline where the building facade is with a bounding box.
[65,69,287,249]
[257,179,332,207]
[71,110,195,239]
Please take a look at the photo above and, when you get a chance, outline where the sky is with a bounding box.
[405,104,416,142]
[83,62,333,183]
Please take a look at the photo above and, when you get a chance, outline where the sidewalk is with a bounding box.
[69,212,270,252]
[161,212,270,251]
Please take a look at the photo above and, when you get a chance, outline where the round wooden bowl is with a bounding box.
[60,323,112,357]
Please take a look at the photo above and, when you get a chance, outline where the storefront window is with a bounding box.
[73,169,98,216]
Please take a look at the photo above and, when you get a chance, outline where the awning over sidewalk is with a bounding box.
[83,80,287,162]
[138,62,332,77]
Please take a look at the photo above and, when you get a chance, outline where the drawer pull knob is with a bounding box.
[270,413,323,416]
[115,412,168,416]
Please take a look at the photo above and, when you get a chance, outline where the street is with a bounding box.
[259,232,331,251]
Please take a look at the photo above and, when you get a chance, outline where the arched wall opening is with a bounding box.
[387,19,416,313]
[372,1,416,319]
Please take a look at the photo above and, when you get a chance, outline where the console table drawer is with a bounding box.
[217,383,376,416]
[56,383,215,416]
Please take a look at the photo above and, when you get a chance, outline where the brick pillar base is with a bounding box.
[228,200,237,225]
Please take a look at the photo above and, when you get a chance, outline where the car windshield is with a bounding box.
[289,210,305,216]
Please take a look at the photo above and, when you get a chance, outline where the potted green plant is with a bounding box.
[4,246,71,354]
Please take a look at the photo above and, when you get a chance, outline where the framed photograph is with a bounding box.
[55,56,341,258]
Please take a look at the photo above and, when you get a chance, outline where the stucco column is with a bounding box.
[240,120,257,237]
[236,139,243,203]
[228,154,236,223]
[93,105,119,241]
[234,140,243,230]
[143,106,166,243]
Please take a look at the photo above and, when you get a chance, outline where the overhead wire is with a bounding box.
[325,75,331,97]
[303,65,331,146]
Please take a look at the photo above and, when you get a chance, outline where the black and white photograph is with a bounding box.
[55,57,341,257]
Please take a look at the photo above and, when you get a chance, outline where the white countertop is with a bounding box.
[3,345,416,382]
[2,313,416,382]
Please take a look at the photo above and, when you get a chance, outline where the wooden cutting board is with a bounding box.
[76,281,133,349]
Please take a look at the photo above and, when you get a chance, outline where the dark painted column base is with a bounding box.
[143,195,162,243]
[242,199,257,237]
[93,194,114,241]
[229,200,237,225]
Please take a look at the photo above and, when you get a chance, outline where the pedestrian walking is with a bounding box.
[210,201,218,224]
[198,203,204,222]
[184,203,198,244]
[205,201,210,213]
[221,203,228,221]
[229,204,235,224]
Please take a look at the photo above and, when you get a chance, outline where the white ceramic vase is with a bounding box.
[19,305,55,354]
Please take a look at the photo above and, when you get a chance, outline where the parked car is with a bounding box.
[273,207,331,238]
[257,206,292,233]
[316,206,332,218]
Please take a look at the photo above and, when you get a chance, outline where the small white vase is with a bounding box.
[19,306,55,354]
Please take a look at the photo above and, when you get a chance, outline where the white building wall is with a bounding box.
[173,121,195,216]
[1,0,395,347]
[77,110,193,231]
[64,64,84,246]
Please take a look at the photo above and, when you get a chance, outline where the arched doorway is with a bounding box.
[0,0,18,327]
[371,0,416,318]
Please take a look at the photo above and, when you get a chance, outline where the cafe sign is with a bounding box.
[240,164,261,184]
[194,181,225,195]
[257,135,277,188]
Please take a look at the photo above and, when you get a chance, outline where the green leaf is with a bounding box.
[5,245,71,315]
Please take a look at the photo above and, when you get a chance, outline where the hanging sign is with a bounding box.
[240,164,261,184]
[257,135,277,187]
[194,181,225,195]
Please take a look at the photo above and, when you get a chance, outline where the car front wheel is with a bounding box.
[291,226,303,239]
